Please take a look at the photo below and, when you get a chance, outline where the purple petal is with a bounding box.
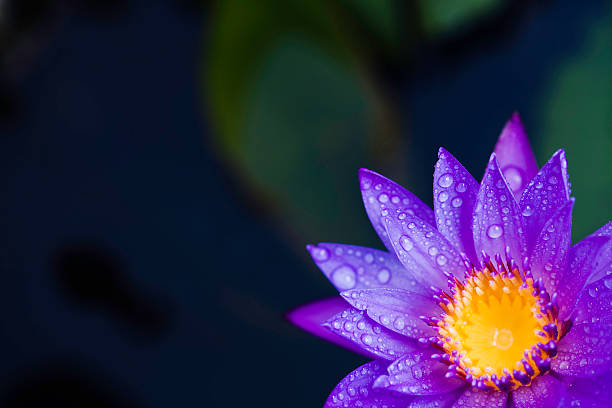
[569,240,612,325]
[407,390,464,408]
[586,220,612,284]
[307,243,425,293]
[324,307,421,360]
[591,219,612,237]
[341,288,436,340]
[433,148,479,263]
[286,297,375,358]
[359,168,435,253]
[324,361,408,408]
[558,374,612,408]
[558,236,610,320]
[374,351,465,396]
[511,375,566,408]
[451,388,508,408]
[473,153,526,262]
[493,112,538,198]
[519,150,571,252]
[529,198,574,296]
[552,323,612,377]
[383,212,466,288]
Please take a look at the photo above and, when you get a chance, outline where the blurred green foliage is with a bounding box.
[206,0,402,246]
[419,0,503,37]
[205,0,609,250]
[539,5,612,241]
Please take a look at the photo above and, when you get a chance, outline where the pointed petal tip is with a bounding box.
[501,111,526,134]
[339,290,351,302]
[358,167,377,178]
[488,152,499,165]
[510,110,522,123]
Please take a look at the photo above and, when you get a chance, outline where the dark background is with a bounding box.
[0,0,611,406]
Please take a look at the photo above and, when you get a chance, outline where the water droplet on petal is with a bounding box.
[331,265,357,290]
[361,334,373,345]
[456,183,467,193]
[451,197,463,208]
[487,224,503,239]
[312,247,330,261]
[377,268,391,284]
[436,255,448,266]
[438,191,449,203]
[438,173,454,188]
[605,278,612,290]
[399,235,414,251]
[522,205,534,217]
[502,165,524,193]
[378,193,389,203]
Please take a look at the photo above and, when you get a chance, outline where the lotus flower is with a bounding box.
[288,113,612,407]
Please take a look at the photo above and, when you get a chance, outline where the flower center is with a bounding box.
[425,252,566,391]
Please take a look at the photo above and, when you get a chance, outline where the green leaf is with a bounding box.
[537,8,612,240]
[418,0,503,37]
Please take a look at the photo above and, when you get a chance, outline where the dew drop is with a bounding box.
[364,253,374,264]
[438,173,454,188]
[605,278,612,290]
[312,247,330,261]
[436,255,448,266]
[361,334,373,345]
[361,177,372,190]
[331,265,357,290]
[451,197,463,208]
[394,317,405,331]
[377,268,391,284]
[438,191,449,203]
[487,224,503,239]
[412,367,423,379]
[378,193,389,203]
[400,235,414,251]
[522,205,534,217]
[502,166,524,193]
[456,183,467,193]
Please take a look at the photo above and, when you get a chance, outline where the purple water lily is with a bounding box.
[288,113,612,408]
